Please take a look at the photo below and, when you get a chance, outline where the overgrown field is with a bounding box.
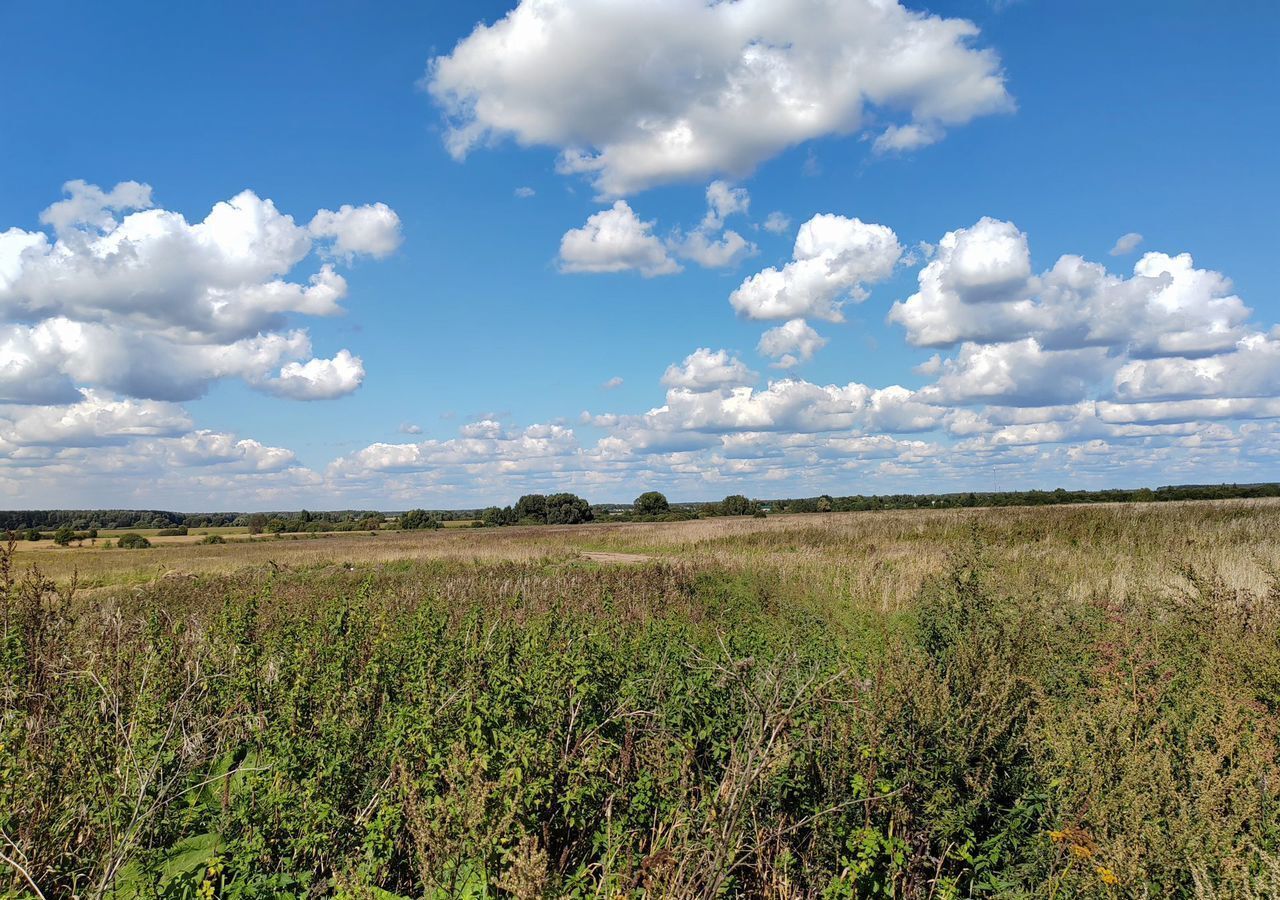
[3,502,1280,898]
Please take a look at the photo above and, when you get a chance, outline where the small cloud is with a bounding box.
[398,422,423,435]
[559,200,681,277]
[802,150,822,177]
[601,376,624,390]
[1109,232,1144,256]
[762,212,791,235]
[514,186,536,198]
[914,354,943,376]
[872,123,944,155]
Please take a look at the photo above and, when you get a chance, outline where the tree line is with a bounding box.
[5,483,1276,536]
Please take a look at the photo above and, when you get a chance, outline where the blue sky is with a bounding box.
[2,0,1278,509]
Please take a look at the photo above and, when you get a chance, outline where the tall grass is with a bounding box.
[2,502,1279,897]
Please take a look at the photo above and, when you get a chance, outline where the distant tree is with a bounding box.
[25,528,41,541]
[514,494,548,524]
[720,494,755,516]
[202,534,226,545]
[53,526,75,546]
[634,491,670,516]
[117,533,151,549]
[816,495,833,513]
[545,493,593,525]
[480,506,508,527]
[399,509,442,530]
[247,513,268,535]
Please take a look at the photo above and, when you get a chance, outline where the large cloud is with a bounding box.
[889,219,1250,357]
[428,0,1012,196]
[0,181,395,403]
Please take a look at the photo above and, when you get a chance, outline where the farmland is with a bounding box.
[4,500,1280,897]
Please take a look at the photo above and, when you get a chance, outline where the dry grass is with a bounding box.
[20,499,1280,606]
[5,497,1280,897]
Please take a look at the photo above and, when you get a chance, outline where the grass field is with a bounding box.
[4,500,1280,897]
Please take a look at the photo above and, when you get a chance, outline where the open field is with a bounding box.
[4,500,1280,897]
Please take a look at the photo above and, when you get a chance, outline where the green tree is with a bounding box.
[117,532,151,549]
[25,528,41,541]
[634,491,670,516]
[514,494,548,524]
[53,526,75,546]
[544,493,593,525]
[399,509,442,530]
[720,494,755,516]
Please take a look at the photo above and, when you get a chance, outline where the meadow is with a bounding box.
[3,501,1279,898]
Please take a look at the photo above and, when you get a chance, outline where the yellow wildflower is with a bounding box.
[1048,829,1067,843]
[1096,866,1119,885]
[1070,844,1093,859]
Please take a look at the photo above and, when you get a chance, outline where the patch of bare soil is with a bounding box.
[579,551,653,565]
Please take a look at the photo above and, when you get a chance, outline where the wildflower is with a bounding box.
[1048,829,1067,843]
[1070,844,1093,859]
[1095,865,1119,885]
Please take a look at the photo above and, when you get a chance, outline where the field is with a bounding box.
[4,501,1280,898]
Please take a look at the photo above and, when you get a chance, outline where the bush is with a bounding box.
[202,534,226,545]
[157,526,188,537]
[53,526,75,546]
[117,532,152,549]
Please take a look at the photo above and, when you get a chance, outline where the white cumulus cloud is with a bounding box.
[309,202,403,260]
[558,200,680,276]
[731,214,902,321]
[757,319,827,368]
[661,348,757,391]
[428,0,1012,196]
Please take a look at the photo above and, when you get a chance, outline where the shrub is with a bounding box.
[157,526,188,537]
[202,534,226,545]
[117,532,152,549]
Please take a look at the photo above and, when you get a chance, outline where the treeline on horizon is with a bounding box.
[4,481,1278,532]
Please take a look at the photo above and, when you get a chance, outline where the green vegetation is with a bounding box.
[116,532,152,549]
[398,509,443,530]
[633,491,670,516]
[2,502,1279,897]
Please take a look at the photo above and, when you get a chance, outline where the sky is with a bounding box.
[1,0,1278,510]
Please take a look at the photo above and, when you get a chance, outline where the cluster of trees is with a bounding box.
[767,482,1280,514]
[480,493,595,527]
[0,510,189,531]
[242,510,388,535]
[593,492,764,523]
[397,509,442,530]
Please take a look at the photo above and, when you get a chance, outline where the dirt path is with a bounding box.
[580,551,653,565]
